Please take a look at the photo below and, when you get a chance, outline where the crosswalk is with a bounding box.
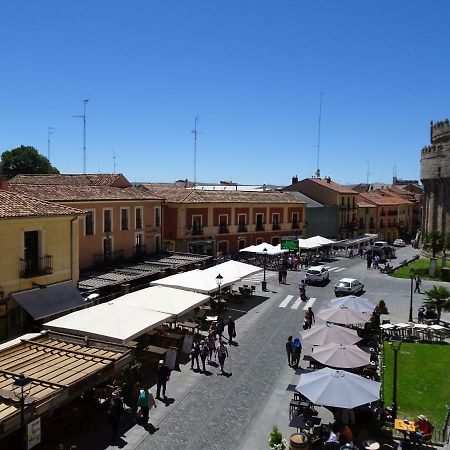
[324,266,346,273]
[278,296,317,311]
[241,271,276,284]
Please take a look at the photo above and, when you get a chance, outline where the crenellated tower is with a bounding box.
[420,119,450,237]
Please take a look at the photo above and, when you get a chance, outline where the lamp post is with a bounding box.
[389,338,402,420]
[216,273,223,317]
[409,268,415,323]
[262,248,268,292]
[13,373,32,450]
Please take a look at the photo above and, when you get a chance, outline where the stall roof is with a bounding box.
[298,236,335,250]
[202,260,263,279]
[11,281,85,320]
[239,242,287,255]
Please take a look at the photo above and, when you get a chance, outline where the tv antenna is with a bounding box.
[47,126,54,162]
[191,116,201,187]
[316,92,324,178]
[73,99,89,174]
[365,160,370,185]
[112,149,117,173]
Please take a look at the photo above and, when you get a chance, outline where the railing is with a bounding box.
[255,223,265,231]
[20,256,53,278]
[93,249,125,266]
[272,224,281,230]
[238,224,247,232]
[218,224,229,234]
[191,225,203,235]
[291,222,300,229]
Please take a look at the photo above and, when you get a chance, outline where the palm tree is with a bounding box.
[423,285,450,321]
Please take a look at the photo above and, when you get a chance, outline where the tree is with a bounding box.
[423,285,450,322]
[422,231,444,258]
[0,145,59,179]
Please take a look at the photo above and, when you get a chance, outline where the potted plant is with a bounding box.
[268,425,287,450]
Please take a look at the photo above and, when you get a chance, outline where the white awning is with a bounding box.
[202,260,263,280]
[239,242,286,255]
[298,236,335,250]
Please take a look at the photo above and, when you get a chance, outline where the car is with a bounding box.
[305,266,329,284]
[393,239,406,247]
[334,278,364,296]
[374,241,389,248]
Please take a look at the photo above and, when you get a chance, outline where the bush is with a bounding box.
[268,425,287,450]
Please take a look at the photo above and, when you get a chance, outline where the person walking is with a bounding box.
[227,316,236,344]
[414,276,422,294]
[215,340,229,374]
[285,336,293,366]
[207,332,216,362]
[418,306,425,324]
[305,307,315,329]
[291,337,302,368]
[137,386,157,424]
[199,339,209,372]
[190,339,200,371]
[105,391,124,440]
[156,360,170,400]
[216,318,225,340]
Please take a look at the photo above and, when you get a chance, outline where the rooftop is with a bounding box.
[359,190,413,206]
[288,177,358,195]
[10,173,130,187]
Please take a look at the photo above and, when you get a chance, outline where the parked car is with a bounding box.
[334,278,364,296]
[305,266,329,285]
[374,241,389,248]
[393,239,406,247]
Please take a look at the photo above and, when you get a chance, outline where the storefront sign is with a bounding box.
[27,417,41,449]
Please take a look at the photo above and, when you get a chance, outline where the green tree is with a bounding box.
[423,285,450,322]
[0,145,59,179]
[422,231,444,258]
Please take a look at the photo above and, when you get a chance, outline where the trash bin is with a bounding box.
[442,267,450,281]
[262,280,267,292]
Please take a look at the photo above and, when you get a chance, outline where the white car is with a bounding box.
[393,239,406,247]
[374,241,389,248]
[334,278,364,297]
[305,266,330,285]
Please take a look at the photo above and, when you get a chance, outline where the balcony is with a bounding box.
[191,225,203,235]
[20,256,53,278]
[291,222,300,230]
[218,224,229,234]
[237,224,248,232]
[272,223,281,231]
[255,223,265,232]
[93,249,125,266]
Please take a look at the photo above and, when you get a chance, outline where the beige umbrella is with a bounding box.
[301,323,362,346]
[311,343,371,368]
[318,306,370,325]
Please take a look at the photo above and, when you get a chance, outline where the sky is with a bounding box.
[1,1,450,186]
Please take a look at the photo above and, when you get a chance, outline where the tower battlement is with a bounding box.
[431,119,450,143]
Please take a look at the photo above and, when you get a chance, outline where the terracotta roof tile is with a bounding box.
[10,173,129,187]
[359,190,412,206]
[304,178,358,194]
[141,184,305,204]
[0,190,85,219]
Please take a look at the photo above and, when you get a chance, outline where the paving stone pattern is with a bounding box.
[137,288,300,450]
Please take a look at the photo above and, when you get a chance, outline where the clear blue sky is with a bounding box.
[1,1,449,186]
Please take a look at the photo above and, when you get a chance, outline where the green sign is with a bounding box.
[281,239,299,251]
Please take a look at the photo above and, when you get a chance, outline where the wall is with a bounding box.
[304,207,338,239]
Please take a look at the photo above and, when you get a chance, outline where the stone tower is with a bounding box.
[420,119,450,237]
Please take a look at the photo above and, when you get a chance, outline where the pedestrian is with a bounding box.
[367,255,372,270]
[285,335,293,366]
[414,276,422,294]
[305,307,315,329]
[278,265,283,284]
[156,359,170,399]
[199,339,209,372]
[215,340,229,374]
[227,316,236,344]
[418,306,425,324]
[292,337,302,368]
[282,267,287,284]
[208,320,217,339]
[105,390,124,439]
[207,332,216,361]
[190,339,200,371]
[137,385,157,423]
[216,318,225,340]
[299,281,307,301]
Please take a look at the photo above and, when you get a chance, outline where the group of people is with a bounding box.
[286,335,303,368]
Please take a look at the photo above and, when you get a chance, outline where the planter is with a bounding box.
[289,432,309,450]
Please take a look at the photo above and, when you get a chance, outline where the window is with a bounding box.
[238,214,247,232]
[135,207,143,229]
[103,209,112,233]
[192,215,203,234]
[155,207,161,227]
[103,236,112,260]
[256,238,263,245]
[218,214,228,233]
[256,213,264,230]
[272,213,280,229]
[155,235,161,253]
[120,208,129,231]
[85,210,95,235]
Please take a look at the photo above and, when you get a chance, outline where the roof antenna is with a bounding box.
[316,92,323,178]
[365,160,370,185]
[73,99,89,174]
[191,116,200,187]
[112,149,116,174]
[47,127,54,162]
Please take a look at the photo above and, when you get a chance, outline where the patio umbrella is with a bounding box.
[295,367,380,409]
[301,323,362,346]
[329,295,376,313]
[311,343,371,368]
[318,307,370,325]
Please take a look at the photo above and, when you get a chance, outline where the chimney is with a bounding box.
[0,178,8,191]
[326,176,331,183]
[292,175,298,184]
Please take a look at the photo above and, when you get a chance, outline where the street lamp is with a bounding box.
[389,337,402,420]
[409,268,415,322]
[216,273,223,317]
[262,248,268,292]
[13,373,33,450]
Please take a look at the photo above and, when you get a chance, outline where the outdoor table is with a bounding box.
[363,440,380,450]
[289,414,321,431]
[177,321,199,334]
[142,345,167,363]
[394,419,416,432]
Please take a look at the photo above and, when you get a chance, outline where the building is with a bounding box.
[0,189,85,339]
[9,174,163,270]
[284,177,359,239]
[421,119,450,238]
[140,184,306,255]
[358,190,413,242]
[357,201,377,235]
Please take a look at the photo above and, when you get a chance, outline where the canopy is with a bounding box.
[301,323,362,346]
[329,295,376,313]
[202,260,263,280]
[239,242,286,255]
[311,343,371,368]
[45,301,172,344]
[295,367,380,408]
[116,285,209,316]
[298,236,335,250]
[318,307,370,325]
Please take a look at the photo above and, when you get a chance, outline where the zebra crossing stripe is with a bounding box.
[335,267,346,272]
[303,297,317,311]
[279,295,293,308]
[291,297,303,310]
[327,267,339,272]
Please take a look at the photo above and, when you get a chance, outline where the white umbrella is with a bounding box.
[301,323,362,346]
[295,367,381,409]
[318,307,370,325]
[311,343,371,368]
[329,295,376,313]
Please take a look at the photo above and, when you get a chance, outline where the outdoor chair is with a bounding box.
[250,285,255,295]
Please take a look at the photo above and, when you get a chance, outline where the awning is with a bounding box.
[12,281,85,321]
